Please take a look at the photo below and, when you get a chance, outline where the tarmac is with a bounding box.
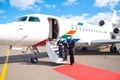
[0,45,120,80]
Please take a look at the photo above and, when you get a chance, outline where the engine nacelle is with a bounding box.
[111,28,120,39]
[99,20,105,26]
[113,27,119,34]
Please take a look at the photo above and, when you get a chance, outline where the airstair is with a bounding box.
[45,40,66,64]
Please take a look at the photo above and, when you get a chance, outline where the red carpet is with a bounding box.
[53,63,120,80]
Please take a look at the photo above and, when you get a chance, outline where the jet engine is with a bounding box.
[112,27,120,39]
[99,20,105,26]
[113,27,119,34]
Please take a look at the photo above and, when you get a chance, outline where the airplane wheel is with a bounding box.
[110,45,117,53]
[31,57,38,63]
[81,47,88,51]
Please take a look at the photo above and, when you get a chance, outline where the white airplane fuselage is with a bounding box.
[0,14,115,47]
[1,12,120,64]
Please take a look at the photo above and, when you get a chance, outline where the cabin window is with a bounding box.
[17,16,27,22]
[79,27,81,30]
[28,16,40,22]
[75,26,78,30]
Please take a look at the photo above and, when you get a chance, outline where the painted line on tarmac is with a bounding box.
[0,49,10,80]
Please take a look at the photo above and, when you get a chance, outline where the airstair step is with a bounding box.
[55,51,59,55]
[51,45,58,48]
[46,41,66,64]
[56,58,66,64]
[52,48,58,51]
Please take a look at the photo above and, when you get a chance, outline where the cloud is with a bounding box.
[0,0,6,3]
[62,11,120,25]
[0,9,4,14]
[32,5,41,13]
[9,0,43,10]
[63,0,77,6]
[0,15,6,19]
[61,13,89,22]
[45,4,56,9]
[86,12,112,24]
[0,9,6,21]
[94,0,120,9]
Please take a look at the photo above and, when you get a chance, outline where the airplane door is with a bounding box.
[48,18,59,39]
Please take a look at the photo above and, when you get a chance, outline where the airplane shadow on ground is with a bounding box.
[0,48,119,66]
[0,52,62,67]
[75,47,120,55]
[25,60,62,66]
[0,52,47,63]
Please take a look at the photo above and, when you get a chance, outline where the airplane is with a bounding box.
[0,10,120,64]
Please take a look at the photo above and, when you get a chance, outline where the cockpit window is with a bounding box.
[17,16,27,22]
[28,16,40,22]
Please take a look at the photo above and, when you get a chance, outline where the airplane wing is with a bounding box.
[91,39,120,45]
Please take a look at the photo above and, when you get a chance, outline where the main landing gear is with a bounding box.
[110,44,119,53]
[29,46,40,63]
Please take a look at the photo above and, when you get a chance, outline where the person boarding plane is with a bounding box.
[0,10,119,64]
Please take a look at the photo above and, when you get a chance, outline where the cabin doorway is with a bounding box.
[48,18,59,40]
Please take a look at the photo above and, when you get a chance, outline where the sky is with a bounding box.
[0,0,120,24]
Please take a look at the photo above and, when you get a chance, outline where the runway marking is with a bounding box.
[0,49,10,80]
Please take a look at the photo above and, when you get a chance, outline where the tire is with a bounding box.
[31,57,38,63]
[110,45,117,53]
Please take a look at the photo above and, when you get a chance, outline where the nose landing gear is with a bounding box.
[29,46,40,63]
[31,57,38,63]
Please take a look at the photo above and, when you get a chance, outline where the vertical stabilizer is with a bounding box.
[111,10,117,23]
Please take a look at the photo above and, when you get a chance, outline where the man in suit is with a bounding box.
[62,39,68,61]
[57,37,63,58]
[68,35,75,65]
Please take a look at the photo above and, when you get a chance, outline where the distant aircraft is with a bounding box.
[0,10,120,63]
